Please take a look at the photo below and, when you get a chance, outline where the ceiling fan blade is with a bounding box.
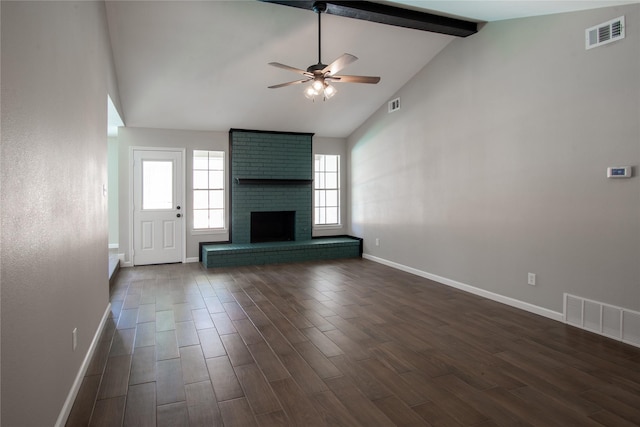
[268,62,311,76]
[322,53,358,76]
[329,75,381,84]
[268,78,311,89]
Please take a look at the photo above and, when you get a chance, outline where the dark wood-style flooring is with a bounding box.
[67,258,640,426]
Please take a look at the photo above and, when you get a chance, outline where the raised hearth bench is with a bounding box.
[201,236,362,268]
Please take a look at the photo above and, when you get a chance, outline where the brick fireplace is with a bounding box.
[230,129,313,244]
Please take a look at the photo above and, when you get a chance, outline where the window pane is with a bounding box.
[318,190,326,207]
[193,171,208,189]
[315,207,325,225]
[326,190,338,207]
[209,156,224,171]
[209,190,224,209]
[209,171,224,189]
[193,151,209,169]
[142,160,173,210]
[209,209,224,228]
[326,207,339,224]
[325,172,338,189]
[194,210,209,229]
[325,155,339,172]
[193,190,208,209]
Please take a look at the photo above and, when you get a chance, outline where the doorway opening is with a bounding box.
[107,94,123,282]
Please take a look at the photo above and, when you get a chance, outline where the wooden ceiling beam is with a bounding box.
[258,0,478,37]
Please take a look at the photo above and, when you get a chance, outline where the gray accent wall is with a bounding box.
[348,4,640,313]
[1,2,115,425]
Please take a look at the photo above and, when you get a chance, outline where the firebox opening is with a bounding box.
[251,211,295,243]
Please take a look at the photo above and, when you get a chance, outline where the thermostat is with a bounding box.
[607,166,632,178]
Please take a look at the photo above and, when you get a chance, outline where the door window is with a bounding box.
[142,160,173,210]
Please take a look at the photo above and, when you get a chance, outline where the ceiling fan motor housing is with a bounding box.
[307,63,328,73]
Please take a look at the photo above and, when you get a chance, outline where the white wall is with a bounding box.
[348,4,640,314]
[117,127,229,262]
[1,1,114,425]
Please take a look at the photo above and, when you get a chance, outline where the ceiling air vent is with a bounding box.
[388,97,400,113]
[586,16,624,50]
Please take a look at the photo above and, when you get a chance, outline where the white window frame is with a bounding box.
[192,150,226,233]
[314,154,341,227]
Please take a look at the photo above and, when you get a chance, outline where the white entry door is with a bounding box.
[133,149,184,265]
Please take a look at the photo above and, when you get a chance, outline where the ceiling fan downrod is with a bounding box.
[313,2,327,69]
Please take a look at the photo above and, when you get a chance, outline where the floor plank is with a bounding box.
[89,396,126,427]
[66,375,101,427]
[123,382,155,427]
[206,355,244,401]
[155,358,185,405]
[234,363,283,415]
[97,355,132,400]
[218,398,259,427]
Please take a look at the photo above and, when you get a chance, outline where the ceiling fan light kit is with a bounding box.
[304,80,337,101]
[268,1,380,101]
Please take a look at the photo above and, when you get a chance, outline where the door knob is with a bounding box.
[177,206,181,210]
[176,213,181,218]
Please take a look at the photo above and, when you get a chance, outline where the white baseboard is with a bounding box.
[118,257,199,266]
[118,253,133,268]
[363,253,563,322]
[55,303,112,427]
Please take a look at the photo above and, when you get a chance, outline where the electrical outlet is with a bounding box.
[375,238,380,246]
[527,273,536,286]
[72,328,78,351]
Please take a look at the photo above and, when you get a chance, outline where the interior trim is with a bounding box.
[55,303,112,427]
[363,253,563,322]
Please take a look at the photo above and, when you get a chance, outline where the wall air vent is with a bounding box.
[388,97,400,113]
[586,16,624,49]
[564,293,640,348]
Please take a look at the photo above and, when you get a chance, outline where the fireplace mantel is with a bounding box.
[234,178,312,185]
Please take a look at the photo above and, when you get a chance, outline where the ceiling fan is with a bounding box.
[268,1,381,101]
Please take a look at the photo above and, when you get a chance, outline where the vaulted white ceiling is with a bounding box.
[105,0,637,138]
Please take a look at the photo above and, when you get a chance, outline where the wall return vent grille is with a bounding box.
[586,16,625,49]
[388,97,400,113]
[564,293,640,348]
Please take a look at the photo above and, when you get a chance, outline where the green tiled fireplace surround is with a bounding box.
[231,129,313,244]
[199,129,361,268]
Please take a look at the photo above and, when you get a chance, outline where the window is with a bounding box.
[314,154,340,225]
[193,150,225,229]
